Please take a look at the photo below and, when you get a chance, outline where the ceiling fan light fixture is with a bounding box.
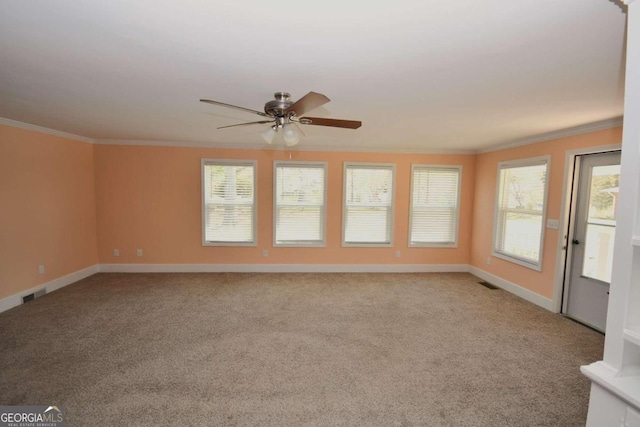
[261,126,277,144]
[201,91,361,147]
[282,123,301,146]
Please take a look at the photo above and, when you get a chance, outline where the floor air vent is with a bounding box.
[22,288,46,304]
[478,281,499,290]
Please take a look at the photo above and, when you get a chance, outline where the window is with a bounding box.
[493,156,550,270]
[343,162,395,246]
[409,165,461,247]
[274,161,327,246]
[201,159,256,246]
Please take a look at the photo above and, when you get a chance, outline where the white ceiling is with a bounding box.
[0,1,628,152]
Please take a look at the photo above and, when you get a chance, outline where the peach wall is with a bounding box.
[470,127,623,299]
[1,120,622,304]
[0,124,98,300]
[94,145,475,266]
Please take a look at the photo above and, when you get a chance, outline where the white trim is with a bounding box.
[491,252,543,271]
[0,115,621,155]
[92,117,624,154]
[468,266,554,311]
[409,164,462,248]
[581,361,640,410]
[477,117,623,154]
[95,138,476,155]
[98,263,470,273]
[0,117,96,144]
[201,158,258,247]
[553,144,622,313]
[342,162,397,247]
[0,264,559,318]
[0,115,620,155]
[273,161,328,247]
[492,155,551,272]
[0,264,99,314]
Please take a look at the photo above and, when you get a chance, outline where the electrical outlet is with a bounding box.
[396,250,401,258]
[546,219,560,229]
[136,249,143,257]
[486,257,492,265]
[263,250,268,257]
[38,265,45,275]
[113,249,120,257]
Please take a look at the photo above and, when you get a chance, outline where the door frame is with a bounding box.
[551,144,621,314]
[561,151,620,329]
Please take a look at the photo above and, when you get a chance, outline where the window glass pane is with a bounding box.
[276,207,322,242]
[411,209,456,243]
[344,207,389,242]
[587,165,620,222]
[581,164,619,282]
[410,167,459,245]
[582,223,615,282]
[499,212,543,262]
[346,168,393,207]
[344,164,394,245]
[499,165,546,212]
[494,160,548,266]
[275,164,325,245]
[203,162,255,244]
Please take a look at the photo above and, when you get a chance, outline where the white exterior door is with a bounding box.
[564,151,621,332]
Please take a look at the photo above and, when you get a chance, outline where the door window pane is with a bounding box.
[581,164,620,282]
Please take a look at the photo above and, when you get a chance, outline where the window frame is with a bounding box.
[342,162,396,248]
[201,158,257,247]
[408,164,462,248]
[273,160,328,248]
[492,155,550,271]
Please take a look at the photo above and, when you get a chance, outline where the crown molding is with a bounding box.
[476,117,624,154]
[94,138,476,155]
[1,115,623,156]
[0,117,96,144]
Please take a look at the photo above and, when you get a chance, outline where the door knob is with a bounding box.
[572,239,580,245]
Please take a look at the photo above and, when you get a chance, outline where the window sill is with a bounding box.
[202,241,257,247]
[342,242,393,248]
[491,251,542,271]
[409,242,458,248]
[274,243,326,248]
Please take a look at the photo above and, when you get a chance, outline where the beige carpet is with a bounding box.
[0,273,603,426]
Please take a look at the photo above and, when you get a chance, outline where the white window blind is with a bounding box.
[343,163,395,246]
[274,162,326,246]
[410,166,461,246]
[493,158,549,268]
[202,159,256,246]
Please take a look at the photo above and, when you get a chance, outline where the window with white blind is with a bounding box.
[201,159,257,246]
[342,162,395,247]
[274,161,327,247]
[493,156,550,270]
[409,165,461,247]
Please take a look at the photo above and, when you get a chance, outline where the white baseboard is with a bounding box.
[468,266,554,311]
[0,264,100,314]
[98,263,471,274]
[0,264,554,315]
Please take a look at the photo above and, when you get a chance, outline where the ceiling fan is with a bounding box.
[200,91,362,146]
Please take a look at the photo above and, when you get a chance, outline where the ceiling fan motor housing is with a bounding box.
[264,92,293,118]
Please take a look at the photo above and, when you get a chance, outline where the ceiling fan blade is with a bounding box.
[285,92,330,117]
[299,117,362,129]
[200,99,268,117]
[217,120,273,130]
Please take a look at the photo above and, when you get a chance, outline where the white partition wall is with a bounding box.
[581,1,640,425]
